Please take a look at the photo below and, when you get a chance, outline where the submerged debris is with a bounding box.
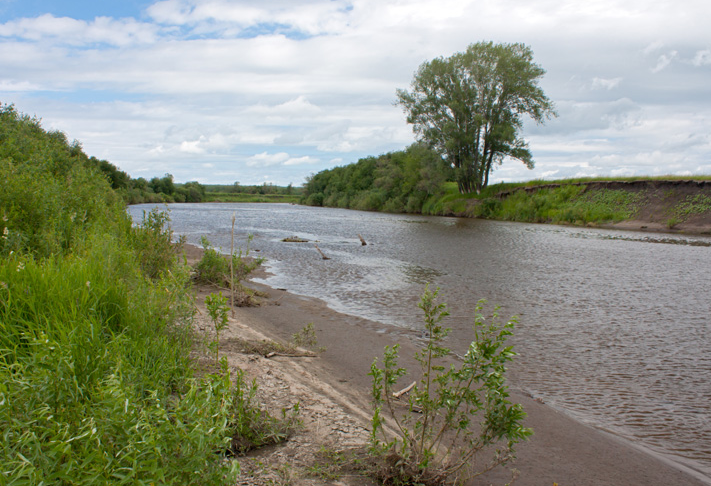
[282,236,309,243]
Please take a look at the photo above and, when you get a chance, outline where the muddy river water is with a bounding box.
[130,202,711,480]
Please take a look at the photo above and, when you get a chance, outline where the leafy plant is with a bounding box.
[368,286,531,485]
[306,446,349,480]
[130,206,184,279]
[0,104,244,485]
[291,322,326,353]
[205,291,230,363]
[228,369,301,455]
[194,236,264,306]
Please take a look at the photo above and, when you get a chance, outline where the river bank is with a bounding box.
[185,244,709,485]
[445,179,711,235]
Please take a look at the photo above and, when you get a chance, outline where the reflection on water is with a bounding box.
[130,203,711,480]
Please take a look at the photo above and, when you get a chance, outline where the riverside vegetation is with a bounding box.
[301,145,711,231]
[0,104,295,484]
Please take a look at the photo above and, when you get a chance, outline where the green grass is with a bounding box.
[0,104,299,485]
[419,175,711,227]
[0,233,243,484]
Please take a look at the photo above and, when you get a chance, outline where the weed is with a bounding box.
[131,206,185,279]
[205,291,230,363]
[228,369,301,455]
[0,105,245,484]
[368,286,531,485]
[671,194,711,219]
[666,217,680,229]
[291,322,326,353]
[194,236,264,306]
[306,447,348,480]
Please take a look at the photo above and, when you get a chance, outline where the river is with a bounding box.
[130,202,711,480]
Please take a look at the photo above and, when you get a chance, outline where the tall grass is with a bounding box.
[0,230,242,484]
[0,104,245,484]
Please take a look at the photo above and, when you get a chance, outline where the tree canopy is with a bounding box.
[397,41,556,194]
[302,143,450,213]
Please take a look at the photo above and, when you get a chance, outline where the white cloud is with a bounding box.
[591,77,622,90]
[2,0,711,185]
[692,49,711,66]
[0,14,158,46]
[642,41,664,56]
[179,139,205,154]
[246,152,290,167]
[146,0,351,36]
[284,155,319,166]
[651,51,678,73]
[0,79,42,91]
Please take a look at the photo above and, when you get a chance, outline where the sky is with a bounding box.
[1,0,710,186]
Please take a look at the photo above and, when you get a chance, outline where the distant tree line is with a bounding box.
[90,162,207,204]
[203,182,299,196]
[301,143,452,213]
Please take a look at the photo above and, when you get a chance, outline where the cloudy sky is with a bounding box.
[1,0,710,186]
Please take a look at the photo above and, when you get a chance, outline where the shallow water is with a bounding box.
[130,203,711,479]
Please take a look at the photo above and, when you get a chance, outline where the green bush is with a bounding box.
[228,369,301,455]
[194,236,263,289]
[0,105,282,484]
[368,287,530,485]
[0,238,240,484]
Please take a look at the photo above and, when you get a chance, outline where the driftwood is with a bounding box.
[358,234,367,246]
[392,381,416,399]
[265,351,317,359]
[314,244,330,260]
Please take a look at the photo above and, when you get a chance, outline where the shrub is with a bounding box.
[368,287,531,485]
[228,368,301,455]
[130,206,184,279]
[194,236,263,289]
[206,291,230,363]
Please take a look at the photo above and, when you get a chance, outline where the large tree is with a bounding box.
[397,41,556,194]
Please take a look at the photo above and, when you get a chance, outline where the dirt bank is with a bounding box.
[486,179,711,234]
[185,245,709,486]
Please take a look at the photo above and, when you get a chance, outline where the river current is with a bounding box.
[130,203,711,480]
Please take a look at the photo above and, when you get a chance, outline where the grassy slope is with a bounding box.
[422,177,711,233]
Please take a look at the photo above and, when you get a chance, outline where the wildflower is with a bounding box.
[2,227,8,239]
[0,281,7,289]
[86,281,91,290]
[16,262,24,272]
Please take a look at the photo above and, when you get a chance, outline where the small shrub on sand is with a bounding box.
[194,236,264,305]
[228,368,301,454]
[368,286,530,485]
[292,322,326,353]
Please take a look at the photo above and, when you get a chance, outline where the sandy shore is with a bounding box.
[186,244,709,485]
